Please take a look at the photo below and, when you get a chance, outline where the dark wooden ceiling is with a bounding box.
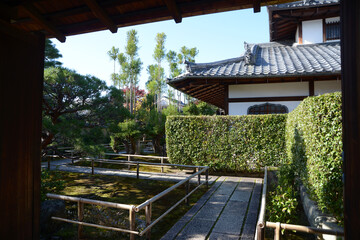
[269,3,340,42]
[1,0,295,43]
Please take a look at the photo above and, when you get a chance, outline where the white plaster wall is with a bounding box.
[314,80,341,95]
[229,82,309,98]
[302,19,323,44]
[229,101,302,116]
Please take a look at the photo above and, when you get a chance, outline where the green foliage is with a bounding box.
[110,119,142,154]
[166,115,287,171]
[285,92,343,222]
[183,102,217,115]
[42,67,128,156]
[44,39,62,68]
[41,170,65,201]
[267,164,298,224]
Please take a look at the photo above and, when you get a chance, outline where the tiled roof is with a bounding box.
[268,0,339,10]
[175,41,340,80]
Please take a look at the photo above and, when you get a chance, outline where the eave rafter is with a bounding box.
[20,2,66,42]
[83,0,117,33]
[163,0,182,23]
[253,0,260,13]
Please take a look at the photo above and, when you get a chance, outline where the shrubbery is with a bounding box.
[286,92,343,222]
[166,115,287,172]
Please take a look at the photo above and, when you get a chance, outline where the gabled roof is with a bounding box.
[268,0,340,10]
[177,41,340,79]
[268,0,340,42]
[167,41,341,109]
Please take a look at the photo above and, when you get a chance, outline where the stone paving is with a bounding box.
[161,176,263,240]
[41,159,218,184]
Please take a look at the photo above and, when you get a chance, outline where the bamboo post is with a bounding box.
[205,169,209,187]
[136,163,139,179]
[257,222,265,240]
[197,167,201,185]
[128,155,131,170]
[47,156,50,170]
[91,159,94,175]
[161,157,164,173]
[275,222,281,240]
[185,180,190,205]
[129,208,136,240]
[145,203,152,239]
[78,201,84,239]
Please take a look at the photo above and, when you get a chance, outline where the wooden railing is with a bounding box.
[255,167,344,240]
[47,159,209,240]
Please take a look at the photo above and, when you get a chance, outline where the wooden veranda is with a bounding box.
[0,0,359,239]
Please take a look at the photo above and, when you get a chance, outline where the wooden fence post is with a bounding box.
[197,167,201,185]
[145,203,152,240]
[78,201,84,239]
[129,208,135,240]
[128,155,131,170]
[136,163,139,179]
[91,160,94,175]
[205,169,209,188]
[185,180,190,205]
[161,157,164,173]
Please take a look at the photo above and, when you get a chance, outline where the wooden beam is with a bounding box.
[21,3,66,42]
[228,96,307,103]
[83,0,117,33]
[253,0,261,13]
[163,0,182,23]
[309,80,314,96]
[341,0,360,238]
[224,84,229,114]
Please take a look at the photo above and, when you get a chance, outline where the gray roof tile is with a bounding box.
[268,0,339,10]
[175,41,340,81]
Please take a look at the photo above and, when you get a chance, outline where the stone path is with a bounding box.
[161,176,263,240]
[41,159,218,184]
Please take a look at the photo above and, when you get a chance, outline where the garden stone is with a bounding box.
[40,199,66,234]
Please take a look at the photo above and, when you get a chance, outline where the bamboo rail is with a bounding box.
[255,166,268,240]
[255,167,344,240]
[266,222,345,239]
[47,156,209,240]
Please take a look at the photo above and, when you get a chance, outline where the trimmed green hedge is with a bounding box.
[166,115,287,172]
[286,92,343,222]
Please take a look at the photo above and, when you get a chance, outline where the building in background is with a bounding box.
[167,0,341,115]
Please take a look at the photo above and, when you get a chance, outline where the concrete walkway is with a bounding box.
[41,159,218,184]
[161,176,262,240]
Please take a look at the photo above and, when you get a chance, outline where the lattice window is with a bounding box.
[247,103,288,115]
[325,21,340,41]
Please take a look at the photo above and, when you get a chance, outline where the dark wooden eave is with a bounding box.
[1,0,296,42]
[268,3,340,42]
[168,73,341,109]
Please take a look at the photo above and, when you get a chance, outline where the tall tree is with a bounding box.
[118,30,142,114]
[107,46,119,86]
[42,67,107,150]
[147,33,167,111]
[44,39,62,68]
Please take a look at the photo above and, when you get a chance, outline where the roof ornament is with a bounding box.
[244,42,258,65]
[184,60,195,73]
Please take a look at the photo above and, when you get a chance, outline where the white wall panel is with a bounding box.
[229,101,302,115]
[302,19,323,44]
[229,82,309,98]
[314,80,341,95]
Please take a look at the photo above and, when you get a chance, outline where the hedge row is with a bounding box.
[165,115,287,172]
[286,92,343,221]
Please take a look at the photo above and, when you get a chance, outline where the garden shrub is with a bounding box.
[165,114,287,172]
[286,92,343,222]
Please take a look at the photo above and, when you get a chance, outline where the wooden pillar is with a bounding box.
[224,84,229,115]
[0,21,45,239]
[341,0,360,239]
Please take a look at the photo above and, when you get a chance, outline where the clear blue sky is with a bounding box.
[53,7,269,90]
